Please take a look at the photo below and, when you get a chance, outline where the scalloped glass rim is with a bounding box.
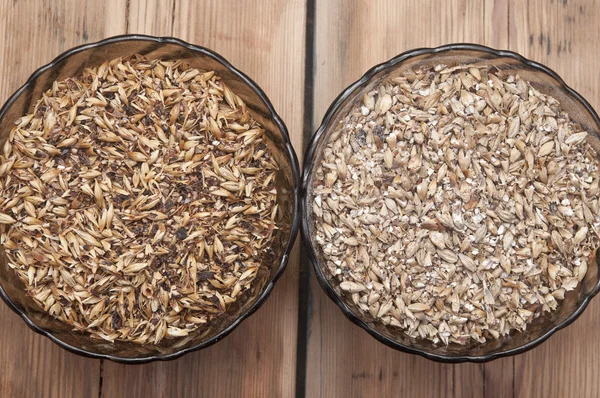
[301,43,600,363]
[0,34,300,363]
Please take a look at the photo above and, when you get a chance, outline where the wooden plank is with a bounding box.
[0,0,126,104]
[483,0,509,49]
[307,293,452,398]
[454,363,484,398]
[0,305,100,397]
[511,0,600,111]
[511,1,600,397]
[126,0,176,35]
[308,1,486,397]
[0,0,127,396]
[100,1,305,396]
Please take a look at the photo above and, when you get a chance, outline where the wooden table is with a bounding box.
[0,0,599,396]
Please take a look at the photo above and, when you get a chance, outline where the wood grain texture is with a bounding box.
[126,0,176,35]
[511,1,600,397]
[0,0,127,104]
[307,295,452,398]
[454,363,484,398]
[0,305,100,398]
[100,1,306,396]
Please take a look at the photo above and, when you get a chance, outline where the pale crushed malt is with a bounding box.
[312,64,600,345]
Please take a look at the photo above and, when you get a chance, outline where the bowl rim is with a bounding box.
[301,42,600,363]
[0,33,301,364]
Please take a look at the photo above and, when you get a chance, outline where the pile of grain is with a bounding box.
[313,64,600,344]
[0,56,278,344]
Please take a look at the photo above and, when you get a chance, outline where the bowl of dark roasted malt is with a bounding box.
[0,34,299,363]
[302,44,600,362]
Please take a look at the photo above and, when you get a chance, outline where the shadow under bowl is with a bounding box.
[0,34,300,363]
[301,43,600,362]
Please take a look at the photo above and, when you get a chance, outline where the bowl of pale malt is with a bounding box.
[302,44,600,362]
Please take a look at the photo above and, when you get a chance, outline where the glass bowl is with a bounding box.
[0,34,300,363]
[301,43,600,362]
